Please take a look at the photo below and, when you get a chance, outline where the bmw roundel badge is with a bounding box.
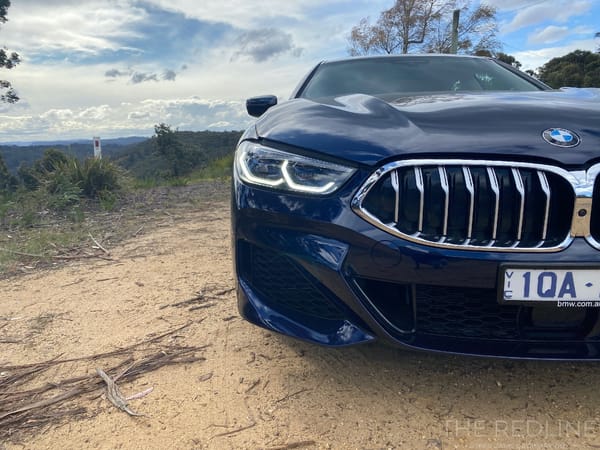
[542,128,581,148]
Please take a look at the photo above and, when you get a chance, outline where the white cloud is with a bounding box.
[78,105,112,120]
[39,109,75,120]
[528,24,594,45]
[0,97,250,141]
[502,0,592,34]
[232,28,302,62]
[128,111,151,120]
[528,25,570,45]
[208,121,234,129]
[3,1,148,57]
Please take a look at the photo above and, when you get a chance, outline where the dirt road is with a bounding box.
[2,182,600,449]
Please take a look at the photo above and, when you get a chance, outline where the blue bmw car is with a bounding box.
[232,54,600,359]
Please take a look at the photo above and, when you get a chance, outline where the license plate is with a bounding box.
[501,267,600,306]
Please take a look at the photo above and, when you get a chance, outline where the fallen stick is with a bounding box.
[160,294,206,310]
[244,379,260,394]
[275,388,310,404]
[267,441,317,450]
[96,368,143,417]
[88,233,110,255]
[160,287,235,310]
[53,254,114,261]
[189,303,216,311]
[212,422,256,438]
[96,277,119,282]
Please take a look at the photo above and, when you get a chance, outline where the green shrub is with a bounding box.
[78,158,124,198]
[40,157,125,200]
[18,148,71,190]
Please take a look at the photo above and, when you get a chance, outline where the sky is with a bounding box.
[0,0,599,143]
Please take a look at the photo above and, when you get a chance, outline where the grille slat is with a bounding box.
[391,170,400,224]
[512,168,525,242]
[356,161,576,251]
[487,167,500,242]
[538,171,551,242]
[415,167,425,233]
[463,166,475,243]
[439,166,449,239]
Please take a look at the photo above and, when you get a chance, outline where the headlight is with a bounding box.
[235,142,355,195]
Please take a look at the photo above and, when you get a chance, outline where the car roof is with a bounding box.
[320,54,490,65]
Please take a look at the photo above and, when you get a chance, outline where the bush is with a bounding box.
[40,156,126,200]
[17,149,126,201]
[18,148,71,190]
[78,158,124,198]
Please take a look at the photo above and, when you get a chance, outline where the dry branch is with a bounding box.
[275,388,310,404]
[96,368,143,416]
[211,422,256,438]
[0,322,207,442]
[189,302,217,311]
[160,285,235,310]
[267,442,317,450]
[88,233,110,255]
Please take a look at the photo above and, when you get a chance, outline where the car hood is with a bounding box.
[254,89,600,168]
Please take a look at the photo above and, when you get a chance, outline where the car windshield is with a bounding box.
[298,56,544,100]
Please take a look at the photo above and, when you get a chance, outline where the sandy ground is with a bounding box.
[2,184,600,450]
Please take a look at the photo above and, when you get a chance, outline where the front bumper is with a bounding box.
[232,174,600,360]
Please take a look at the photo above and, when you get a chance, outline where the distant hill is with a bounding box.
[1,136,148,147]
[0,131,242,178]
[0,140,143,174]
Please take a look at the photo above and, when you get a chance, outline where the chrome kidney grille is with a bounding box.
[351,160,600,252]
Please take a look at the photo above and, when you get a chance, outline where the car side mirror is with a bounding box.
[246,95,277,117]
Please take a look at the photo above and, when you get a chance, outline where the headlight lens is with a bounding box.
[235,142,355,195]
